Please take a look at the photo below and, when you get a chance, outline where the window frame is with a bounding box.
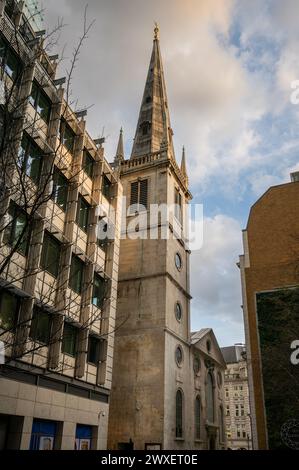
[69,255,85,295]
[82,149,94,179]
[3,202,29,256]
[175,389,183,439]
[76,194,90,233]
[0,34,22,82]
[87,335,101,365]
[0,290,19,331]
[61,322,78,357]
[51,167,69,212]
[60,119,75,154]
[40,232,61,278]
[29,307,52,344]
[92,273,106,309]
[29,80,52,123]
[18,132,43,183]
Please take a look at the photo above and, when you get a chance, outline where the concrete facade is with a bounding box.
[0,0,121,449]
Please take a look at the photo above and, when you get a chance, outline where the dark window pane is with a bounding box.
[4,203,29,255]
[40,233,61,278]
[92,274,105,309]
[0,291,18,330]
[195,397,201,439]
[5,48,20,80]
[76,195,90,232]
[87,336,100,365]
[37,91,51,123]
[62,323,77,356]
[30,308,51,344]
[19,134,42,183]
[176,390,183,438]
[61,121,75,153]
[69,255,84,294]
[130,179,148,212]
[29,81,38,107]
[52,168,68,211]
[83,150,94,178]
[102,174,112,200]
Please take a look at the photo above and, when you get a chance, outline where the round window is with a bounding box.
[175,346,183,366]
[193,355,201,374]
[175,302,182,321]
[175,253,182,271]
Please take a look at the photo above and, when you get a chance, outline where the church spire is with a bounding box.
[131,24,175,159]
[114,127,124,165]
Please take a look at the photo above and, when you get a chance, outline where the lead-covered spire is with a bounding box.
[131,25,175,159]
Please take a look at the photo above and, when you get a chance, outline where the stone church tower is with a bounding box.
[108,25,193,450]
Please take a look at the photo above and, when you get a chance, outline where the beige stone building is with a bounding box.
[108,26,227,451]
[221,345,252,450]
[0,0,121,449]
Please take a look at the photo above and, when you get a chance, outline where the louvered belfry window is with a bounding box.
[130,179,148,213]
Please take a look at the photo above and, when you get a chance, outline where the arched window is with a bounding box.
[219,406,225,443]
[206,371,214,423]
[176,390,183,438]
[195,396,201,439]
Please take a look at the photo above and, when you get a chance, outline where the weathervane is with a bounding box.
[154,22,159,40]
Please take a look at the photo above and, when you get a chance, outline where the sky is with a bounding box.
[41,0,299,346]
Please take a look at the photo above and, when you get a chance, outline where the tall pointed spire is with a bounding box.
[181,146,188,185]
[131,24,175,159]
[114,127,124,165]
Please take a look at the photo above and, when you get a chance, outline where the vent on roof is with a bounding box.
[291,171,299,182]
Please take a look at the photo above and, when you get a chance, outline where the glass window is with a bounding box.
[69,255,84,294]
[62,323,78,356]
[40,233,61,278]
[18,133,42,183]
[52,168,68,211]
[0,291,18,330]
[102,174,112,200]
[87,336,100,365]
[175,390,183,438]
[175,253,182,271]
[206,372,214,423]
[30,307,51,344]
[60,120,75,153]
[83,150,94,178]
[0,36,21,81]
[3,203,28,255]
[92,274,105,309]
[76,195,90,232]
[29,81,51,123]
[175,345,183,366]
[175,302,182,322]
[195,397,201,440]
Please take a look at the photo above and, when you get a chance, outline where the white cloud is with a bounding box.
[191,214,244,345]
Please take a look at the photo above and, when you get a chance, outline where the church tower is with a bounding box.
[108,25,192,450]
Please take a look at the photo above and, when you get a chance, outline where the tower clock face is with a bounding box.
[175,253,182,271]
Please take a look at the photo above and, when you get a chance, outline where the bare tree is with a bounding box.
[0,1,123,383]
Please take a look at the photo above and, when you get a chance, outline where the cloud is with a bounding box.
[191,214,244,346]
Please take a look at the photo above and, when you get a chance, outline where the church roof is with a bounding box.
[131,24,175,160]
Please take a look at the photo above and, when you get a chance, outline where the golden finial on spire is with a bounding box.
[154,22,160,40]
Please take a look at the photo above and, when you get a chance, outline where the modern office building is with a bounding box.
[0,0,121,449]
